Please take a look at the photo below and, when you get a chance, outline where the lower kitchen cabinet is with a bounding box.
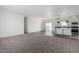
[56,28,62,35]
[63,28,72,36]
[55,27,72,36]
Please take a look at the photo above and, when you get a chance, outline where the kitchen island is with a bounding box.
[55,26,72,36]
[55,26,79,40]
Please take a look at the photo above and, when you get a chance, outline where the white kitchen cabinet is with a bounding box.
[55,27,72,36]
[56,28,62,35]
[63,28,71,36]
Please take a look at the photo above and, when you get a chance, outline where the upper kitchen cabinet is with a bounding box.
[77,15,79,20]
[70,15,78,22]
[77,15,79,23]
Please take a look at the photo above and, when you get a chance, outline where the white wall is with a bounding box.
[0,11,24,38]
[27,17,43,33]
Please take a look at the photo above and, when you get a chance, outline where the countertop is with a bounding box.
[55,26,79,28]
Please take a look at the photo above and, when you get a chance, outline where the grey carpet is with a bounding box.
[0,32,79,53]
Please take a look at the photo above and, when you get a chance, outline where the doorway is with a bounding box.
[24,17,27,33]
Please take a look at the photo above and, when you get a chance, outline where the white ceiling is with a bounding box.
[0,5,79,17]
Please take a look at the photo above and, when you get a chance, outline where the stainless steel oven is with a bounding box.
[71,22,78,35]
